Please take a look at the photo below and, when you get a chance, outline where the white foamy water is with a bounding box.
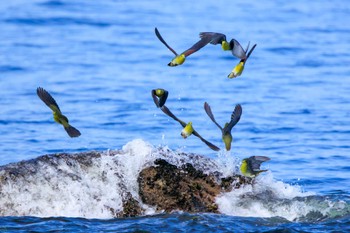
[0,139,349,220]
[0,139,157,218]
[216,172,349,221]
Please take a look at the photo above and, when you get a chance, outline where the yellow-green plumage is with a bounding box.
[160,105,220,151]
[152,88,169,108]
[37,87,81,138]
[222,129,233,151]
[181,121,194,138]
[204,102,242,151]
[240,159,250,176]
[221,41,231,51]
[199,32,257,78]
[228,61,245,78]
[168,54,186,67]
[240,156,270,178]
[155,27,212,67]
[155,89,165,97]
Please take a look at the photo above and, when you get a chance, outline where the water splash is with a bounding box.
[216,173,350,221]
[0,139,349,221]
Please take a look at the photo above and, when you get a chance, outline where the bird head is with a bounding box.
[181,121,193,138]
[155,89,165,97]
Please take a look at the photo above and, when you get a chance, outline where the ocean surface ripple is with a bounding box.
[0,0,349,231]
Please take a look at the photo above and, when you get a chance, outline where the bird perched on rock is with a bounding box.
[199,32,256,78]
[151,88,168,108]
[155,27,212,66]
[161,105,220,151]
[37,87,81,138]
[204,102,242,151]
[240,156,270,178]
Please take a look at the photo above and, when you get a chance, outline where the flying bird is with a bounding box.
[37,87,81,138]
[155,27,212,66]
[199,32,257,78]
[199,32,245,58]
[204,102,242,151]
[161,105,220,151]
[240,156,270,178]
[151,88,168,108]
[227,42,256,78]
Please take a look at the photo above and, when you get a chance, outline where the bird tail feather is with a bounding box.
[64,125,81,138]
[257,169,268,175]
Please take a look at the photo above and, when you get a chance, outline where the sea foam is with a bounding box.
[0,139,349,220]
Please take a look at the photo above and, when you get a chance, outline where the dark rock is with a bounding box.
[138,159,247,213]
[0,150,252,217]
[221,175,253,191]
[115,192,144,218]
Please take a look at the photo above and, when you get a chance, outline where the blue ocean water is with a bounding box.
[1,0,350,232]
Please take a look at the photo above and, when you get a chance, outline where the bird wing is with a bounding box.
[223,104,242,134]
[192,130,220,151]
[161,105,187,128]
[36,87,61,114]
[246,44,257,61]
[181,35,212,57]
[155,27,178,56]
[151,89,168,108]
[199,32,226,45]
[248,156,270,171]
[204,102,223,131]
[151,89,160,107]
[230,39,246,60]
[245,41,251,53]
[158,90,168,108]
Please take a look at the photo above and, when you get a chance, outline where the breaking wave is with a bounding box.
[0,139,349,221]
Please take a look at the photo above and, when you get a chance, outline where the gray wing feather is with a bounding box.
[36,87,61,112]
[204,102,223,131]
[158,90,168,108]
[151,89,168,108]
[192,130,220,151]
[199,32,227,45]
[151,90,160,108]
[161,105,187,128]
[223,104,242,134]
[182,36,212,57]
[246,44,257,61]
[230,39,246,59]
[155,27,178,56]
[248,156,270,170]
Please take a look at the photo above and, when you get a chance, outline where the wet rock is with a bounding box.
[0,149,252,217]
[114,192,144,218]
[138,159,248,213]
[220,175,252,191]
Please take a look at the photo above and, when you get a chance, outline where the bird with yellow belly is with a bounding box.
[199,32,257,78]
[37,87,81,138]
[240,156,270,178]
[155,27,213,67]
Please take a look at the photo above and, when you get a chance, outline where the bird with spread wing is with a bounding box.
[37,87,81,138]
[155,27,212,67]
[151,88,169,108]
[161,105,220,151]
[199,32,257,78]
[240,156,270,178]
[204,102,242,151]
